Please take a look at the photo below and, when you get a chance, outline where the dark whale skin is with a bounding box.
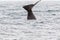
[23,4,36,20]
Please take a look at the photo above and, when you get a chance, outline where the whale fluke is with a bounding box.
[23,0,41,20]
[34,0,41,5]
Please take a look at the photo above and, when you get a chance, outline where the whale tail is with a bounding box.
[23,5,36,20]
[23,0,41,20]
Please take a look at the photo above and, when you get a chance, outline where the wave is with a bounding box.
[33,10,60,12]
[47,10,60,12]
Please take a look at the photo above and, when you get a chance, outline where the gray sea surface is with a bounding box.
[0,1,60,40]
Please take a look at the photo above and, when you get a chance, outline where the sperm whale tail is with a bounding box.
[23,0,41,20]
[23,5,36,20]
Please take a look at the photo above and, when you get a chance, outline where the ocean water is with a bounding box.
[0,1,60,40]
